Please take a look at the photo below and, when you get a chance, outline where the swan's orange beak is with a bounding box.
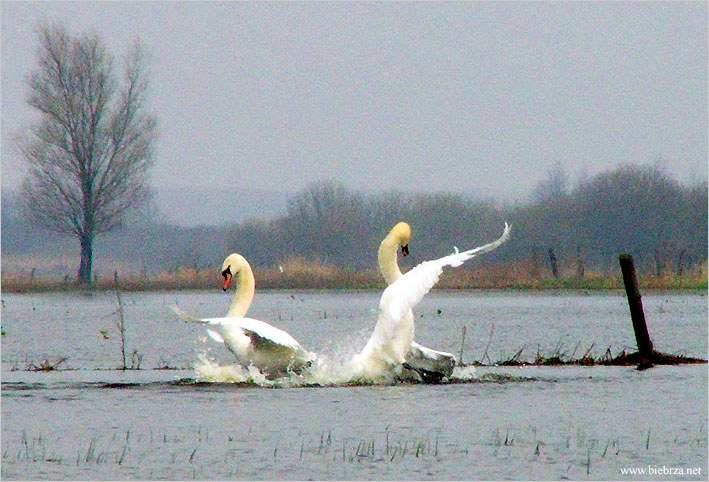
[401,244,409,257]
[223,272,232,291]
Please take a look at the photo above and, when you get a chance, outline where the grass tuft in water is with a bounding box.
[471,338,706,369]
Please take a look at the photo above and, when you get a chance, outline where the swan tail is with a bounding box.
[171,304,209,324]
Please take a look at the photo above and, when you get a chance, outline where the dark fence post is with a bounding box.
[114,271,127,370]
[548,248,559,279]
[619,254,654,357]
[458,325,467,367]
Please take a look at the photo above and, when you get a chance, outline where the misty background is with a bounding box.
[1,2,707,278]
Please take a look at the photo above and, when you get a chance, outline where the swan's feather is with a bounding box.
[173,303,303,351]
[207,329,224,343]
[172,304,208,324]
[202,316,305,352]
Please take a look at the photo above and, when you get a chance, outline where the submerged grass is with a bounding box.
[23,358,68,372]
[3,423,705,480]
[482,342,707,368]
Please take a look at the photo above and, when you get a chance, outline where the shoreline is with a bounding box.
[2,275,706,294]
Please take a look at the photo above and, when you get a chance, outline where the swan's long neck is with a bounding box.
[226,265,255,318]
[378,236,403,285]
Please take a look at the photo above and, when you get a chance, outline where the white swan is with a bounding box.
[353,223,511,381]
[378,222,458,381]
[173,253,315,377]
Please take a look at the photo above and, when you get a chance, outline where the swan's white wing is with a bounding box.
[379,222,511,331]
[207,329,224,343]
[172,304,208,324]
[203,316,305,352]
[450,222,512,260]
[212,317,315,375]
[172,304,226,342]
[172,304,302,351]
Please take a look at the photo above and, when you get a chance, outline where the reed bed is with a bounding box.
[2,259,706,293]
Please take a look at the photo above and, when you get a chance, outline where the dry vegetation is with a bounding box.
[2,258,706,293]
[487,343,706,368]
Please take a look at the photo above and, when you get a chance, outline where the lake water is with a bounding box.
[1,289,707,480]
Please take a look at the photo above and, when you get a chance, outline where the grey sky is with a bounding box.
[2,1,707,202]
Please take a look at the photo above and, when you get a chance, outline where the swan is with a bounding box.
[173,253,315,377]
[353,223,511,381]
[378,222,459,381]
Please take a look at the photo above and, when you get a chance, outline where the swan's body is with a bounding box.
[173,306,314,377]
[354,223,511,380]
[173,253,315,377]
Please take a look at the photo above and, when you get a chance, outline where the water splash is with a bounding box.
[193,352,353,387]
[192,330,462,387]
[192,351,474,387]
[194,353,275,386]
[192,335,401,387]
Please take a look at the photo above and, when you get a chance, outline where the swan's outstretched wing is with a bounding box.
[378,223,511,335]
[172,304,226,342]
[214,317,305,352]
[172,304,304,350]
[172,304,207,324]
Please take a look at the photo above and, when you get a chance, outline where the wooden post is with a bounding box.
[114,271,127,370]
[548,248,559,279]
[619,254,654,357]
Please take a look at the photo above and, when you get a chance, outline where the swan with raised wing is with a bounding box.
[353,223,511,381]
[173,253,315,377]
[378,222,457,381]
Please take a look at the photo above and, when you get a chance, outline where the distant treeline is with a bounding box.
[2,163,706,280]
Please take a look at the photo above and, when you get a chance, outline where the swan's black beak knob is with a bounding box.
[401,244,409,257]
[222,267,232,291]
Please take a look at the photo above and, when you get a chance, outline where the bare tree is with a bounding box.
[18,23,157,284]
[532,161,569,205]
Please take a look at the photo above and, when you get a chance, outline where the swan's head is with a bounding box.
[389,222,412,256]
[220,253,248,291]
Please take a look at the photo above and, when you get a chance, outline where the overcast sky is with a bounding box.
[2,2,707,202]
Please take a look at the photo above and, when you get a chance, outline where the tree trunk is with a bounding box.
[78,234,94,285]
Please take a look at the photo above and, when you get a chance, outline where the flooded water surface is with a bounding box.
[2,290,707,480]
